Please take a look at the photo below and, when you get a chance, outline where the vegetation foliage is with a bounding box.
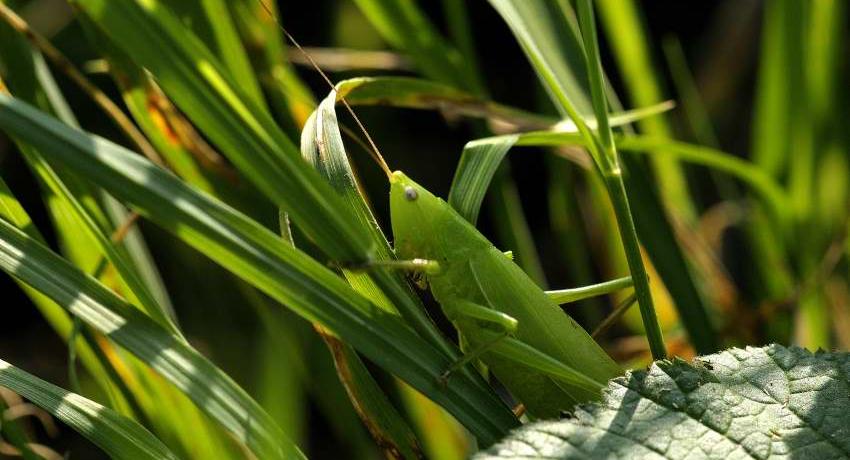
[0,0,846,458]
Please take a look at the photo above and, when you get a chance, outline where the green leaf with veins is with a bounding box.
[477,345,850,459]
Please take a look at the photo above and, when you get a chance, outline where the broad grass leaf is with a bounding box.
[0,359,179,460]
[0,94,517,446]
[0,217,301,460]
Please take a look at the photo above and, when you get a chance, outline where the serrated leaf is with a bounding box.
[477,344,850,460]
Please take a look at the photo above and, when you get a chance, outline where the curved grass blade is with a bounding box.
[486,0,592,116]
[449,135,519,225]
[0,359,178,460]
[72,0,471,366]
[448,104,674,225]
[0,94,518,445]
[300,94,424,459]
[452,131,789,233]
[335,76,553,130]
[0,217,300,460]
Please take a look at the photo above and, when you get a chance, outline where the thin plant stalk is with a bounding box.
[576,0,666,359]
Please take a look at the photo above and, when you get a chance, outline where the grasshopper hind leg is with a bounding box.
[438,300,518,387]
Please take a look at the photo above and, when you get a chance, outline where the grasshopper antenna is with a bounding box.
[256,0,393,179]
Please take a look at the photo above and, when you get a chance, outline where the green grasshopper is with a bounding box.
[389,171,622,418]
[265,2,628,419]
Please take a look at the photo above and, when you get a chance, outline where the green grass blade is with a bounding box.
[456,132,788,236]
[335,76,551,128]
[0,358,178,460]
[615,137,788,226]
[0,217,299,460]
[449,135,520,225]
[19,148,180,334]
[77,18,217,194]
[596,0,694,219]
[751,0,795,177]
[576,0,666,359]
[0,94,518,445]
[161,0,265,108]
[441,0,485,94]
[488,0,718,354]
[486,0,592,116]
[228,0,316,131]
[74,0,372,262]
[448,105,673,225]
[351,0,481,92]
[301,95,426,458]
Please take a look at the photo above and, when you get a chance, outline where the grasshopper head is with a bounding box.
[390,171,446,260]
[390,171,489,262]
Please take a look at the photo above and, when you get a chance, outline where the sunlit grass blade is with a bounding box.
[0,216,299,459]
[77,18,216,194]
[0,94,518,445]
[161,0,265,109]
[74,0,371,261]
[0,359,178,460]
[19,146,179,334]
[229,0,316,130]
[301,94,426,458]
[0,7,181,333]
[486,0,592,116]
[595,0,694,218]
[0,163,122,405]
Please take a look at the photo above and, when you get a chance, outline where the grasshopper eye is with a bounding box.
[403,186,418,201]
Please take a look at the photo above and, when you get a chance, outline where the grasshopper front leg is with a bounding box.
[439,299,518,386]
[342,258,440,289]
